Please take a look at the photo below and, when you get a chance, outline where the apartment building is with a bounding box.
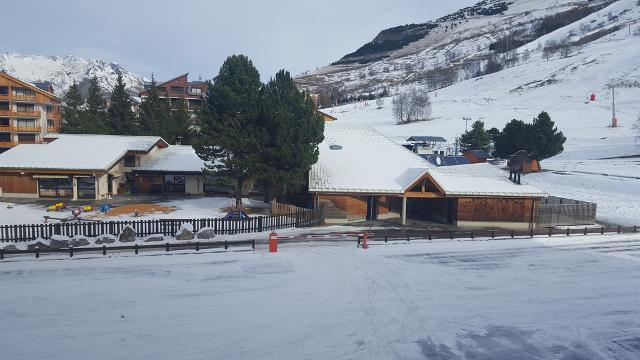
[139,73,207,113]
[0,71,62,153]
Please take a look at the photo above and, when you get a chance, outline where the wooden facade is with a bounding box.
[139,73,207,113]
[0,172,38,194]
[0,72,62,151]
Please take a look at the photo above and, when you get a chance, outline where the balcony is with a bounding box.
[0,110,41,118]
[11,94,36,102]
[0,141,16,148]
[13,126,41,133]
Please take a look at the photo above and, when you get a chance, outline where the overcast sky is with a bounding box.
[4,0,477,81]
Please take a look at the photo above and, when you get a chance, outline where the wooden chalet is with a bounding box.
[463,149,491,164]
[508,150,540,174]
[0,134,205,200]
[0,72,62,153]
[139,73,207,113]
[309,123,547,230]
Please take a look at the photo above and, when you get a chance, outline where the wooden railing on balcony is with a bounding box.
[0,141,17,147]
[13,126,41,133]
[0,110,40,118]
[11,94,36,102]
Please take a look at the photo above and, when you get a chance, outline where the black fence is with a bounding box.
[537,196,597,227]
[0,208,323,243]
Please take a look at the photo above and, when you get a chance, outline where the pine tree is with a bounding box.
[164,99,191,144]
[61,82,84,133]
[459,120,491,153]
[139,75,168,136]
[83,77,110,134]
[107,73,137,135]
[529,111,566,160]
[195,55,264,208]
[493,119,530,158]
[259,70,324,201]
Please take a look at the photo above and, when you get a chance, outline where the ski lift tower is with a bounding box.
[611,86,618,128]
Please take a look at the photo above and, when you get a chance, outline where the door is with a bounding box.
[76,177,96,199]
[366,196,379,221]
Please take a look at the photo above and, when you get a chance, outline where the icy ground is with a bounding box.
[2,235,640,360]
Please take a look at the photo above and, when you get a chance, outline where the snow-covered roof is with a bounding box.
[310,123,546,198]
[429,163,547,197]
[309,122,434,194]
[0,134,167,171]
[135,145,205,173]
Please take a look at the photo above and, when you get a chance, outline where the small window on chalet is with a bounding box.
[0,133,10,141]
[189,87,202,94]
[47,119,54,128]
[170,86,185,94]
[0,87,8,95]
[17,133,36,142]
[16,103,35,112]
[46,104,55,114]
[0,117,9,126]
[0,102,9,110]
[124,155,136,167]
[13,88,35,97]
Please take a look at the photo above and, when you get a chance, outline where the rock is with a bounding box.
[118,226,136,243]
[2,244,18,251]
[175,224,194,241]
[49,235,71,249]
[70,236,90,247]
[27,241,49,250]
[95,235,116,245]
[143,235,164,243]
[197,228,215,240]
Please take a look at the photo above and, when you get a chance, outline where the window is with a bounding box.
[0,87,8,96]
[0,118,9,126]
[0,102,8,110]
[16,118,36,128]
[170,86,185,93]
[47,119,55,128]
[16,103,35,112]
[46,105,55,114]
[77,177,96,199]
[17,133,36,142]
[189,87,202,94]
[0,133,10,141]
[164,174,185,193]
[13,88,35,97]
[38,178,73,198]
[124,155,136,167]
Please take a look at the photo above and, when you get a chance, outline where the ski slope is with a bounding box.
[1,236,640,359]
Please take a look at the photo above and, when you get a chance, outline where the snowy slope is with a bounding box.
[0,52,146,96]
[297,0,639,97]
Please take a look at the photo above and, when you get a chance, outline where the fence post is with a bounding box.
[69,246,73,258]
[252,240,255,250]
[566,228,570,236]
[224,240,228,250]
[471,231,474,240]
[530,228,533,238]
[357,235,361,247]
[35,247,39,259]
[165,243,170,252]
[135,244,139,255]
[601,227,605,235]
[0,250,3,260]
[102,245,106,256]
[491,230,495,239]
[258,217,263,232]
[196,242,200,252]
[384,234,388,243]
[584,227,588,236]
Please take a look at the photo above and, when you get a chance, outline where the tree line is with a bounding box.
[459,111,566,162]
[61,74,192,144]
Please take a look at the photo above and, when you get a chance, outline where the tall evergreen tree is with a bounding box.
[493,119,529,158]
[61,82,84,133]
[459,120,491,153]
[195,55,264,208]
[529,111,566,160]
[259,70,324,200]
[83,77,110,134]
[107,73,137,135]
[139,75,168,136]
[164,99,191,144]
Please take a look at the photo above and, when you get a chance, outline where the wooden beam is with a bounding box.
[401,195,407,226]
[405,192,444,199]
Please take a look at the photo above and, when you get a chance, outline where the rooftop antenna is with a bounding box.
[611,86,618,128]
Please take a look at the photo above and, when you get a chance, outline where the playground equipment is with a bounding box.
[223,208,251,220]
[47,203,67,212]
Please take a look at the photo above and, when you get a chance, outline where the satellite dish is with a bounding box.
[436,156,442,166]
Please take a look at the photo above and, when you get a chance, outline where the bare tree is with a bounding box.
[393,87,432,125]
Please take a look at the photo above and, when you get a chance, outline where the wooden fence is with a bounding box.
[537,196,597,227]
[0,208,323,243]
[271,199,308,215]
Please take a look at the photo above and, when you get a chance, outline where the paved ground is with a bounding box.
[1,234,640,359]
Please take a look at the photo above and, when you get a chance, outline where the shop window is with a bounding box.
[38,178,73,198]
[164,174,185,193]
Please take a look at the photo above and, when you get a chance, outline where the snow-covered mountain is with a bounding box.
[296,0,640,101]
[0,52,146,97]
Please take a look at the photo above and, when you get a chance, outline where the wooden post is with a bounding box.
[584,227,588,236]
[401,195,407,226]
[530,228,533,238]
[135,244,139,255]
[601,227,605,235]
[69,246,73,257]
[165,243,170,252]
[196,242,200,251]
[102,245,107,256]
[566,228,570,236]
[252,240,255,250]
[384,234,388,243]
[35,247,39,259]
[224,241,228,250]
[0,250,3,260]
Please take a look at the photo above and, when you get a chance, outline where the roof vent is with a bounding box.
[329,144,342,150]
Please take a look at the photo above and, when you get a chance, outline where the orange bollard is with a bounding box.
[269,232,278,253]
[362,232,368,249]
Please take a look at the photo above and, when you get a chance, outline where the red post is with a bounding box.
[269,232,278,253]
[362,232,368,249]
